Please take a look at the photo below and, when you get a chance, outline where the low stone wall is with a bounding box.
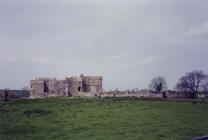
[74,92,100,97]
[100,91,163,98]
[99,91,187,98]
[0,90,30,99]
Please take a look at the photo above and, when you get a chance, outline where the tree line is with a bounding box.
[149,70,208,99]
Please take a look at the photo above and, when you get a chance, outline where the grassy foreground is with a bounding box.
[0,97,208,140]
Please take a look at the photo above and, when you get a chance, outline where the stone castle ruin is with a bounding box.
[29,74,187,99]
[30,74,102,98]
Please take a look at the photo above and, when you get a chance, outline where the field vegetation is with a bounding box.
[0,97,208,140]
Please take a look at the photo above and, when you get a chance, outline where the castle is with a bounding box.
[30,74,102,98]
[29,74,187,99]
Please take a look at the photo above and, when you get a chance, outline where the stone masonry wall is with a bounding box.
[30,75,102,98]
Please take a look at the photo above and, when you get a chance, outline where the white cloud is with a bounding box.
[186,22,208,38]
[138,56,156,64]
[107,53,128,60]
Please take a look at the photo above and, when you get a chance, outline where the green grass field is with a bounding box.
[0,97,208,140]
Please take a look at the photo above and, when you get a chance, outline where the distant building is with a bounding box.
[30,74,102,98]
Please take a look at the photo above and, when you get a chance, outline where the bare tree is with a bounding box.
[202,78,208,93]
[149,76,167,92]
[175,70,208,99]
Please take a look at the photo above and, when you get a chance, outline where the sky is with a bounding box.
[0,0,208,90]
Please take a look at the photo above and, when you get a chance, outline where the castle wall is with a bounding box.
[30,75,103,98]
[83,76,102,93]
[65,77,83,96]
[30,78,64,98]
